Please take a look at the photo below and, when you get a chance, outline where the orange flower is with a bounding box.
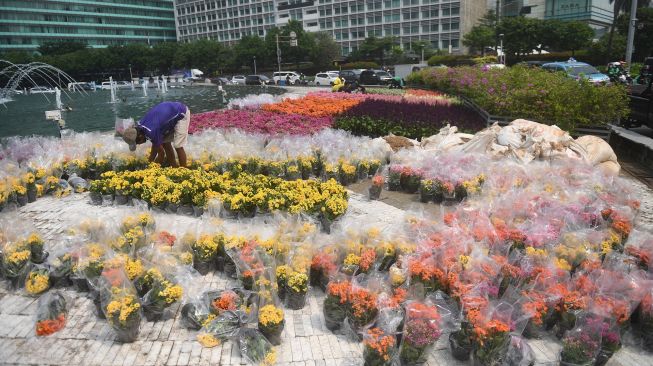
[36,313,66,336]
[262,95,362,117]
[359,248,376,272]
[326,280,351,304]
[212,291,239,312]
[155,231,177,246]
[349,288,377,318]
[364,328,396,361]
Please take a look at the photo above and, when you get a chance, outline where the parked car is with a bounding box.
[338,70,362,82]
[231,75,246,85]
[211,77,232,85]
[314,72,338,86]
[67,82,94,91]
[116,81,132,89]
[29,86,56,94]
[625,78,653,129]
[542,61,610,84]
[359,69,393,85]
[100,81,116,90]
[245,75,274,85]
[272,71,301,85]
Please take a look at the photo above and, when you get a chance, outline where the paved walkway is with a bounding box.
[1,186,652,365]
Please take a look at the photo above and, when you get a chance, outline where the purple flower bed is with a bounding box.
[334,98,485,139]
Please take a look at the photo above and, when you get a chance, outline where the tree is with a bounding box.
[496,16,541,58]
[149,42,179,74]
[606,0,651,62]
[359,36,396,65]
[308,32,340,70]
[173,39,228,75]
[38,41,87,56]
[560,22,594,56]
[1,51,34,64]
[463,25,495,55]
[233,35,267,72]
[539,19,566,52]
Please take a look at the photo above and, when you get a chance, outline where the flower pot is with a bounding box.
[215,256,225,272]
[369,185,382,200]
[449,332,472,361]
[364,345,393,366]
[8,275,22,289]
[222,207,238,219]
[27,187,37,203]
[102,194,114,206]
[50,273,72,288]
[240,206,256,219]
[319,215,332,234]
[113,321,140,343]
[323,296,346,332]
[193,205,204,217]
[224,258,237,279]
[594,349,614,366]
[114,194,129,205]
[285,289,307,310]
[180,303,204,330]
[404,179,420,194]
[259,320,284,345]
[16,194,28,207]
[193,260,212,276]
[143,302,165,322]
[165,203,179,214]
[177,204,194,216]
[89,191,103,205]
[91,291,106,319]
[31,249,48,264]
[277,281,287,302]
[73,277,90,292]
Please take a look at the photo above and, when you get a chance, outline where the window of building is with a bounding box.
[451,7,459,15]
[306,21,318,27]
[442,8,450,16]
[403,11,418,20]
[383,0,400,8]
[384,13,400,22]
[402,0,419,5]
[366,15,382,24]
[350,3,364,12]
[368,29,382,37]
[366,1,382,10]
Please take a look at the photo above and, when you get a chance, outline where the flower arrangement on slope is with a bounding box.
[190,109,333,135]
[262,93,363,117]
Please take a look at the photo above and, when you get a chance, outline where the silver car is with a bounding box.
[231,75,246,85]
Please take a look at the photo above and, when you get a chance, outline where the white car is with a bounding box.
[100,81,116,90]
[314,73,338,86]
[116,81,133,89]
[231,75,246,85]
[272,71,301,85]
[29,86,56,94]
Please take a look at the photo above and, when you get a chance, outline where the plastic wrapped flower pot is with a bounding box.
[369,175,384,201]
[193,260,212,275]
[89,191,103,205]
[3,247,31,289]
[177,204,194,216]
[559,325,601,366]
[25,265,51,296]
[28,233,46,264]
[237,328,277,365]
[90,289,107,319]
[363,327,397,366]
[142,277,183,322]
[449,330,473,361]
[104,291,141,343]
[388,167,401,191]
[472,319,511,366]
[114,191,129,205]
[35,291,68,336]
[16,193,28,207]
[285,271,309,310]
[27,186,37,203]
[180,302,210,330]
[399,300,443,365]
[419,180,436,203]
[258,304,285,345]
[323,279,350,331]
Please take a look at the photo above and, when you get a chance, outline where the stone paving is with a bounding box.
[1,182,653,365]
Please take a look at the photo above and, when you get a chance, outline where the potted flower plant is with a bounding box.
[399,301,442,365]
[142,278,183,321]
[236,328,277,365]
[25,265,51,296]
[388,166,402,191]
[346,286,378,332]
[559,327,601,366]
[191,234,218,275]
[369,175,384,200]
[35,291,67,336]
[324,279,350,331]
[23,173,37,203]
[104,289,142,343]
[3,246,31,288]
[363,327,396,366]
[472,319,511,366]
[258,304,285,345]
[285,270,309,310]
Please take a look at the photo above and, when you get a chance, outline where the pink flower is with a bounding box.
[189,109,333,135]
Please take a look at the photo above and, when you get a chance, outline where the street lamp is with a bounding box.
[253,56,257,74]
[499,34,505,65]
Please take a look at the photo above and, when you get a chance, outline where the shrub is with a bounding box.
[509,50,595,65]
[407,65,629,131]
[473,56,498,65]
[335,98,486,139]
[427,55,476,67]
[341,61,379,70]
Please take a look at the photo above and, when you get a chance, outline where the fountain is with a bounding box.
[0,60,84,106]
[109,76,117,103]
[55,87,62,110]
[155,76,161,91]
[162,76,168,94]
[142,80,148,97]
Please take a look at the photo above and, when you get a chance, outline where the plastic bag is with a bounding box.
[101,271,142,343]
[67,174,89,193]
[398,298,446,365]
[24,263,51,296]
[35,291,68,336]
[236,328,277,365]
[362,327,397,366]
[115,118,134,136]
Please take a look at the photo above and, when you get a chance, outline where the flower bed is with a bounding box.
[189,109,333,135]
[407,65,629,131]
[261,93,364,117]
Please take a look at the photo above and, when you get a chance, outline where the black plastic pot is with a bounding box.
[16,194,28,207]
[143,303,165,322]
[114,194,129,205]
[215,256,225,272]
[285,289,307,310]
[89,191,103,205]
[193,260,212,276]
[91,291,106,319]
[177,204,194,216]
[193,206,204,217]
[224,259,237,279]
[27,187,37,203]
[259,320,284,345]
[113,321,140,343]
[369,185,382,200]
[449,332,472,361]
[594,349,614,366]
[73,277,90,292]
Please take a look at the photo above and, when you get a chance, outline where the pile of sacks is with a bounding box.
[388,119,620,175]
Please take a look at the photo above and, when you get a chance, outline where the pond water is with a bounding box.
[0,85,284,138]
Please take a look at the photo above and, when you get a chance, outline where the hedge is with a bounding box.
[340,61,380,70]
[407,65,629,131]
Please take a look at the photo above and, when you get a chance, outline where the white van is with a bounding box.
[272,71,301,85]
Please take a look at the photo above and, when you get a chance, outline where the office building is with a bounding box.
[175,0,487,55]
[0,0,177,53]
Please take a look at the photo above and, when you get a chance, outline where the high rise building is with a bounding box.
[175,0,487,55]
[0,0,177,53]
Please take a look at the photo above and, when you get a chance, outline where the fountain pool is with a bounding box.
[0,85,284,138]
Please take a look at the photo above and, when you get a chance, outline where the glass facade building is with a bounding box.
[0,0,177,52]
[175,0,487,55]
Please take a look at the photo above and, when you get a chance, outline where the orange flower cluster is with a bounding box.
[364,327,396,361]
[36,313,66,336]
[262,95,362,117]
[473,319,510,345]
[405,89,443,97]
[521,291,548,326]
[326,280,351,304]
[349,288,378,318]
[407,302,441,322]
[155,231,177,246]
[408,256,447,285]
[212,291,239,313]
[359,248,376,272]
[592,295,630,324]
[311,251,338,275]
